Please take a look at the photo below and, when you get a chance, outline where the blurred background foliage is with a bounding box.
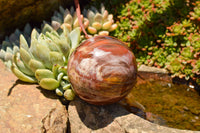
[90,0,200,85]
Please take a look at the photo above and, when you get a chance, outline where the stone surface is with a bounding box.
[1,58,200,133]
[68,97,200,133]
[138,64,168,74]
[0,61,68,133]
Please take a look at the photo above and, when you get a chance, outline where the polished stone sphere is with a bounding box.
[67,36,137,105]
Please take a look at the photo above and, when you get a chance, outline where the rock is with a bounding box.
[41,104,68,133]
[68,97,200,133]
[0,61,68,133]
[138,65,168,74]
[0,0,60,40]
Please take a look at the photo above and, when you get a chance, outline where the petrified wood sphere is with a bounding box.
[67,36,137,105]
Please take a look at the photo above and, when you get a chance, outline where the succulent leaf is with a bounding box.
[69,27,81,52]
[35,44,51,69]
[52,64,61,78]
[39,78,59,90]
[13,53,34,76]
[35,69,55,82]
[64,14,73,25]
[11,63,37,83]
[20,35,29,51]
[63,84,71,90]
[64,89,75,101]
[4,52,13,61]
[55,87,64,96]
[42,23,54,34]
[49,51,64,66]
[20,48,33,68]
[28,59,45,73]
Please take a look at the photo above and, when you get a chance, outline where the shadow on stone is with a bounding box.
[68,97,131,131]
[36,86,59,100]
[7,79,37,96]
[7,79,58,100]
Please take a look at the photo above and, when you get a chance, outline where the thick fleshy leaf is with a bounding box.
[39,78,59,90]
[87,26,97,34]
[30,29,39,57]
[13,46,20,54]
[4,52,12,61]
[0,49,5,60]
[102,21,112,30]
[57,72,64,82]
[64,14,73,25]
[42,23,54,34]
[108,24,118,32]
[20,47,32,67]
[13,53,34,76]
[63,84,71,90]
[51,21,61,30]
[98,31,109,36]
[11,63,37,83]
[64,89,75,100]
[58,66,68,75]
[55,88,64,96]
[35,69,55,82]
[87,10,95,23]
[35,44,51,69]
[49,51,64,66]
[102,10,109,20]
[94,13,103,23]
[83,18,90,29]
[69,27,81,50]
[52,64,61,77]
[92,22,102,30]
[6,47,13,53]
[20,35,29,50]
[61,23,72,32]
[28,59,45,73]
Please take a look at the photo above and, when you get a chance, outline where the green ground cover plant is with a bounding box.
[91,0,200,85]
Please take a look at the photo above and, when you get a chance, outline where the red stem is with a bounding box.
[74,0,89,39]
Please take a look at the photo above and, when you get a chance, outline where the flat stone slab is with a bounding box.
[68,97,200,133]
[0,61,68,133]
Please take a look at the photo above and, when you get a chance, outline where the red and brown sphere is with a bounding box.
[67,36,137,105]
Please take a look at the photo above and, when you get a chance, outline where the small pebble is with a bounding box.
[189,85,194,89]
[183,106,189,111]
[167,83,172,88]
[191,119,196,123]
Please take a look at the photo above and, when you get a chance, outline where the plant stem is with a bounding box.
[74,0,89,39]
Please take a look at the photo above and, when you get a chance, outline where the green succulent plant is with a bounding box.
[0,4,118,68]
[0,4,119,101]
[11,24,81,100]
[51,4,117,37]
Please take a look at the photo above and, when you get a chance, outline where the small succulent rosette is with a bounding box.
[51,4,117,38]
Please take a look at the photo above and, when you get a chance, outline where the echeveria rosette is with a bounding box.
[11,24,81,101]
[51,4,117,38]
